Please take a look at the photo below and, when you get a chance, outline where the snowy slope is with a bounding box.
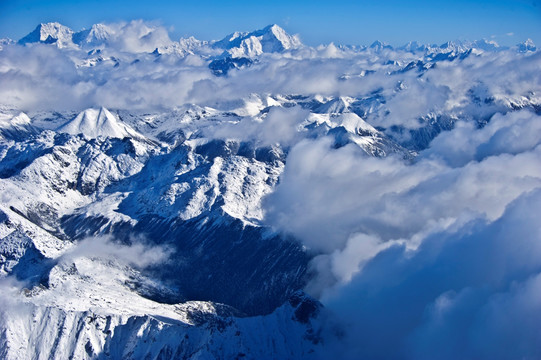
[57,107,146,140]
[72,23,116,47]
[0,229,324,359]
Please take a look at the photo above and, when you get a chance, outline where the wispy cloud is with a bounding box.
[60,235,173,269]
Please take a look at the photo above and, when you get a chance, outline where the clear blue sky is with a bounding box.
[1,0,540,46]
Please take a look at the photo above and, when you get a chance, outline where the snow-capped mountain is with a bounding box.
[72,23,116,47]
[57,107,145,140]
[213,24,302,58]
[518,38,537,52]
[369,40,393,52]
[0,100,326,357]
[14,21,536,58]
[15,22,302,58]
[18,22,76,48]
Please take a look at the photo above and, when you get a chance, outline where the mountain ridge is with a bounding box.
[13,21,537,55]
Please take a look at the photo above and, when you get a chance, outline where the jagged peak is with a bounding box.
[19,22,75,48]
[517,38,536,52]
[215,24,301,56]
[34,22,73,35]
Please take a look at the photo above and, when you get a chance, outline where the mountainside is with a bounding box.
[1,21,541,359]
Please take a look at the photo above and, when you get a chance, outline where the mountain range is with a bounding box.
[1,22,540,359]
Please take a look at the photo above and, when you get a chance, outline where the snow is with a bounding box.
[57,107,145,140]
[73,23,115,47]
[0,112,31,128]
[216,24,303,58]
[18,22,76,48]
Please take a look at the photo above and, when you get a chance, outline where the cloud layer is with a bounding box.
[1,21,539,118]
[264,109,541,358]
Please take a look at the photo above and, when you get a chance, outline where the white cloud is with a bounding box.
[60,236,172,269]
[319,189,541,359]
[263,108,541,358]
[204,105,310,147]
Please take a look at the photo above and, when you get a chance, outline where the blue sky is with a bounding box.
[1,0,540,46]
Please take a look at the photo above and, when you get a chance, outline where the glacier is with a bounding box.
[1,21,540,359]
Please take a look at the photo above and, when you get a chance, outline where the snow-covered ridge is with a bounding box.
[12,21,536,56]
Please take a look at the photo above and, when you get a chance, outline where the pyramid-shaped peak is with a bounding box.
[255,24,301,51]
[73,23,116,46]
[369,40,392,51]
[262,24,285,34]
[57,107,143,139]
[87,23,115,41]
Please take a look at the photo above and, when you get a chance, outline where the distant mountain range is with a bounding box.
[14,21,537,55]
[9,21,536,77]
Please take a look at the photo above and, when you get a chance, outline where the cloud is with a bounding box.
[424,110,541,167]
[265,109,541,251]
[204,105,310,147]
[263,109,541,358]
[0,277,26,306]
[321,189,541,359]
[101,20,174,53]
[60,236,172,269]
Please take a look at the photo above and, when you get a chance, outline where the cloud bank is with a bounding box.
[263,109,541,358]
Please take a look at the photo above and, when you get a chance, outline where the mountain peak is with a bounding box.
[517,39,536,52]
[215,24,301,58]
[73,23,115,46]
[261,24,301,51]
[369,40,392,51]
[19,22,75,48]
[57,107,144,139]
[262,24,285,36]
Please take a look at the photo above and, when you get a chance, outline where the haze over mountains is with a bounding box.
[1,21,540,359]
